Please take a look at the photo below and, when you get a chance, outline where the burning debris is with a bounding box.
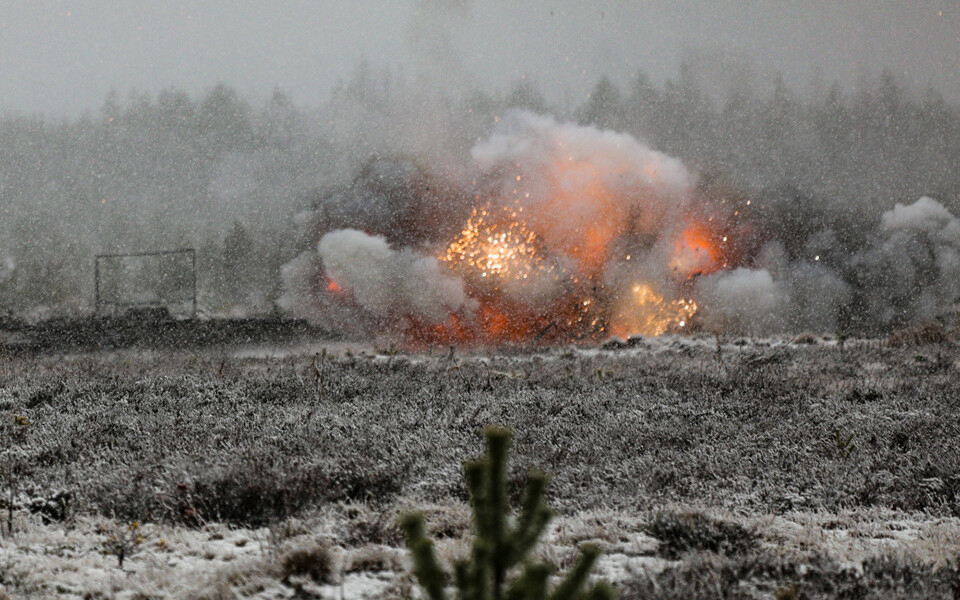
[280,111,960,346]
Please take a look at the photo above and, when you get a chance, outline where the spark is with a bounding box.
[614,283,698,337]
[442,204,545,282]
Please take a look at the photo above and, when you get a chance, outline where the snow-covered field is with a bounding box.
[0,503,960,599]
[4,504,959,599]
[2,336,959,598]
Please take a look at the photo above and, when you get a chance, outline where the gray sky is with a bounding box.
[1,0,958,116]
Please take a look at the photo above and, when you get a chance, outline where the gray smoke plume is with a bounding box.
[854,196,960,328]
[693,195,960,335]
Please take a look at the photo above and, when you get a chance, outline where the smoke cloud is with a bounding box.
[0,256,14,286]
[282,111,960,343]
[696,268,785,335]
[853,196,960,328]
[318,229,471,323]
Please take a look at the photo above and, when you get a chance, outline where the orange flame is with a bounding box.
[670,223,725,277]
[531,159,628,273]
[326,158,733,346]
[609,282,698,338]
[421,199,708,345]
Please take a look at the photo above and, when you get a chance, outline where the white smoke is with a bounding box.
[696,268,786,335]
[853,196,960,327]
[278,250,373,335]
[317,229,472,325]
[881,196,956,232]
[473,111,693,258]
[701,195,960,335]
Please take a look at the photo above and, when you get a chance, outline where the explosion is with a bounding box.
[434,199,705,343]
[434,203,603,344]
[281,112,729,346]
[280,110,960,345]
[610,283,699,338]
[671,223,727,277]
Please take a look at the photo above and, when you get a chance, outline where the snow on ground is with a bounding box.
[2,503,958,599]
[225,332,860,365]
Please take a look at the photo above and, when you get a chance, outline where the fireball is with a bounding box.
[670,222,726,277]
[609,282,698,338]
[299,114,739,347]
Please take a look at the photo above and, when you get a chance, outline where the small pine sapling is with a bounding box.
[401,427,615,600]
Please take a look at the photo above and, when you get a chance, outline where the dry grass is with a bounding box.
[644,510,760,559]
[884,319,949,347]
[278,543,333,583]
[1,337,960,597]
[1,340,958,525]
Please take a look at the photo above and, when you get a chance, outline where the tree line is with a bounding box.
[0,60,957,317]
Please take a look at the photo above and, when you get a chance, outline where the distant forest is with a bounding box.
[1,60,958,317]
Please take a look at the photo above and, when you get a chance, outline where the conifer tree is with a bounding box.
[401,427,615,600]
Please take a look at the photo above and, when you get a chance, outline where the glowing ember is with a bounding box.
[610,282,698,338]
[432,200,709,343]
[442,204,551,285]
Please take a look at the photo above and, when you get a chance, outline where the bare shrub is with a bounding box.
[90,453,408,527]
[279,543,333,584]
[345,545,405,573]
[645,511,759,559]
[341,504,404,547]
[885,319,947,347]
[621,552,959,600]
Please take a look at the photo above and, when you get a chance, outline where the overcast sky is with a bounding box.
[1,1,958,116]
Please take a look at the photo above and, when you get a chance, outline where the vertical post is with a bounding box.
[94,256,101,315]
[191,248,197,319]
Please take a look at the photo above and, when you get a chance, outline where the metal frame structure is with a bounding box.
[94,248,197,317]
